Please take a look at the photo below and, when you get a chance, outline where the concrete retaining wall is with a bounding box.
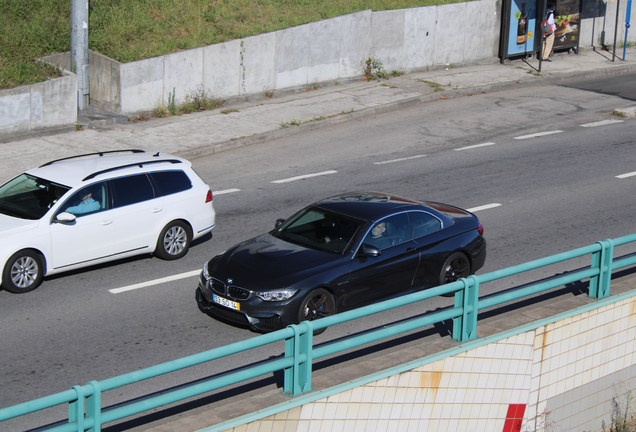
[217,290,636,432]
[0,73,77,137]
[115,1,501,114]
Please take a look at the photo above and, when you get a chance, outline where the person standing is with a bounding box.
[542,2,557,62]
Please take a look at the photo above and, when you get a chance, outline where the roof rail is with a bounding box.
[82,159,182,181]
[40,150,146,167]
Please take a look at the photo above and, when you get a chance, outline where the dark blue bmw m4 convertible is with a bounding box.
[196,192,486,333]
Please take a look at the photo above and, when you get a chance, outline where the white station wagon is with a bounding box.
[0,150,216,293]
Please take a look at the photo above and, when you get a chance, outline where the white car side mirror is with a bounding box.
[55,212,76,223]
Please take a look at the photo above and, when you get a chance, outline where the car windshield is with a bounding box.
[273,206,364,254]
[0,174,71,220]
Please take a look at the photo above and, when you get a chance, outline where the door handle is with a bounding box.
[151,208,163,213]
[406,247,416,252]
[101,220,113,226]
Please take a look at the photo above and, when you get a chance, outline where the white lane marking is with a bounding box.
[109,270,201,294]
[213,188,241,195]
[455,142,496,151]
[616,171,636,179]
[374,155,427,165]
[581,119,624,127]
[514,130,563,140]
[271,170,338,184]
[466,203,502,212]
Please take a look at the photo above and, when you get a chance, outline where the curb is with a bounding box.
[613,106,636,117]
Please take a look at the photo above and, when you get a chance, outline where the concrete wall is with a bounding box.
[89,50,121,113]
[0,73,77,136]
[116,1,501,114]
[217,291,636,432]
[580,0,636,50]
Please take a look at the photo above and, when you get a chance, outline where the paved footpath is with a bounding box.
[2,47,636,184]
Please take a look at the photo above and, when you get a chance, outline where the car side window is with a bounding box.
[363,213,409,250]
[149,171,192,197]
[408,211,442,239]
[59,182,108,217]
[110,174,155,208]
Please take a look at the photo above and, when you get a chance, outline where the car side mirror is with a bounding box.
[55,212,76,223]
[275,218,286,228]
[359,244,381,257]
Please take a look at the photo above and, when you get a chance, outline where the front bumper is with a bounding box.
[196,277,300,332]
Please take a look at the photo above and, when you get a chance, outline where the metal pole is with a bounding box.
[613,0,621,61]
[624,0,632,60]
[71,0,89,110]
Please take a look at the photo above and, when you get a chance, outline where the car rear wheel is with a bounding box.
[155,221,192,260]
[298,288,335,336]
[439,252,471,297]
[2,250,44,294]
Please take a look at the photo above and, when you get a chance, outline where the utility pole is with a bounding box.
[71,0,89,110]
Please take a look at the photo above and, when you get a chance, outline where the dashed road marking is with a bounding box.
[616,172,636,179]
[214,188,241,195]
[514,130,563,140]
[109,270,201,294]
[271,170,338,184]
[455,142,496,151]
[467,203,502,212]
[581,120,624,127]
[374,155,427,165]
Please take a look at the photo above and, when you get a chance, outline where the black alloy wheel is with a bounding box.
[439,252,471,296]
[298,288,335,336]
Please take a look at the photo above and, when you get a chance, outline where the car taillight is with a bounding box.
[205,189,213,203]
[477,223,484,236]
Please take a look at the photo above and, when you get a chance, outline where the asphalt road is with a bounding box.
[561,71,636,101]
[1,77,635,431]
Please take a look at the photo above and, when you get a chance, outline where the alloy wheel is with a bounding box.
[11,256,39,288]
[443,255,470,284]
[164,226,187,255]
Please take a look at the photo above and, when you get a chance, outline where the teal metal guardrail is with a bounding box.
[1,233,636,431]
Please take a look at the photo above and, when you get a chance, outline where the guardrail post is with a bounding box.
[283,322,313,397]
[452,276,479,342]
[86,380,101,432]
[69,385,85,432]
[590,239,614,299]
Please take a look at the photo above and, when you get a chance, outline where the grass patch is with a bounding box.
[2,0,468,90]
[280,119,301,128]
[419,79,445,92]
[151,84,222,119]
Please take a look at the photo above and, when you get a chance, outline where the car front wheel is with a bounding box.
[155,221,192,260]
[2,250,44,294]
[297,288,335,336]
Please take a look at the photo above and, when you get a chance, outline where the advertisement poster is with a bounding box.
[507,0,539,55]
[552,0,581,48]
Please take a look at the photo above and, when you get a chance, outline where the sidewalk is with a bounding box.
[2,46,636,183]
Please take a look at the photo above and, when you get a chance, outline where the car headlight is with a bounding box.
[202,262,211,280]
[256,290,298,301]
